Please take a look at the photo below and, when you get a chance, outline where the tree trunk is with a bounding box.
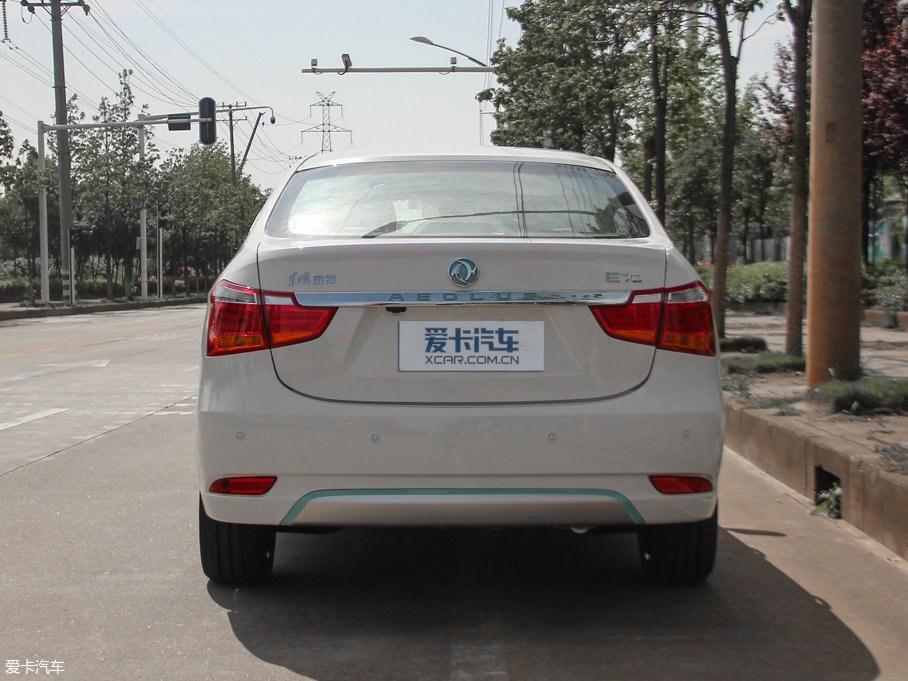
[650,13,667,226]
[785,0,811,356]
[711,2,738,339]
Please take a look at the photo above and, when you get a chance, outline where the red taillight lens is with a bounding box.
[209,477,277,495]
[262,293,336,347]
[650,476,714,494]
[659,283,715,356]
[590,282,715,357]
[207,282,267,356]
[591,291,663,345]
[207,281,337,356]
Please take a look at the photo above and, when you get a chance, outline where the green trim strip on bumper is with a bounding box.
[279,488,644,526]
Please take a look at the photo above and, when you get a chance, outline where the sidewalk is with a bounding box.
[0,295,207,321]
[723,311,908,560]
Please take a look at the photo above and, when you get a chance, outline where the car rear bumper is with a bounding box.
[197,348,723,528]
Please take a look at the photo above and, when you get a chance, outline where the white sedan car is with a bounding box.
[197,147,723,585]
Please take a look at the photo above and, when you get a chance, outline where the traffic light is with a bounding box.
[198,97,216,145]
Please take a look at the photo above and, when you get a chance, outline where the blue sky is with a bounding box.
[0,0,789,191]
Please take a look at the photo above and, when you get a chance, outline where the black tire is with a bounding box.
[637,506,718,585]
[199,497,276,585]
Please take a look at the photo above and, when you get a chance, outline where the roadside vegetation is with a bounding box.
[0,74,266,304]
[701,260,907,312]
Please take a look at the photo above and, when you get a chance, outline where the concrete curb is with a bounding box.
[0,296,207,321]
[725,401,908,560]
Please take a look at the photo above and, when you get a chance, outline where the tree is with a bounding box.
[0,112,14,186]
[863,0,908,273]
[733,85,778,262]
[70,71,156,299]
[478,0,639,160]
[155,143,266,293]
[699,0,765,339]
[776,0,813,356]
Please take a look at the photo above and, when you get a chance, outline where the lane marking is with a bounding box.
[0,322,199,359]
[0,359,110,384]
[0,408,69,431]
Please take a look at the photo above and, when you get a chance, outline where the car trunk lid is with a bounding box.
[257,238,667,404]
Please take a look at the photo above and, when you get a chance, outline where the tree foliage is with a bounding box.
[0,74,266,301]
[862,0,908,272]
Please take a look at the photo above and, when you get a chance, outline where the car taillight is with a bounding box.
[207,282,267,356]
[659,283,716,356]
[262,293,336,348]
[207,281,336,356]
[591,290,663,346]
[591,282,715,356]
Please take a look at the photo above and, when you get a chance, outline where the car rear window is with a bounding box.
[265,160,649,239]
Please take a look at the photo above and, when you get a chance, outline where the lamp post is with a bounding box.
[409,37,493,145]
[409,36,488,67]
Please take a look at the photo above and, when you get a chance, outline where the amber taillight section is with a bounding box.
[591,282,715,357]
[207,281,336,356]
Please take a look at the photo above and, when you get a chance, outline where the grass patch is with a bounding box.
[720,336,768,353]
[750,396,802,411]
[723,352,806,375]
[808,378,908,414]
[721,374,751,398]
[876,443,908,474]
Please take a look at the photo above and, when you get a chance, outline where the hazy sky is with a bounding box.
[0,0,790,191]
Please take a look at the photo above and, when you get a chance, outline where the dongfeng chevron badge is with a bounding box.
[448,258,479,287]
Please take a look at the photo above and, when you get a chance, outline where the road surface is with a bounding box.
[1,307,906,680]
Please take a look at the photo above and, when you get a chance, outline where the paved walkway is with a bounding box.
[726,311,908,379]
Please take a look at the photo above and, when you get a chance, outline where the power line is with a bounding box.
[64,15,192,108]
[132,0,255,102]
[89,0,196,104]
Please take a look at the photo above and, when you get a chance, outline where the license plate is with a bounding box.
[399,321,544,372]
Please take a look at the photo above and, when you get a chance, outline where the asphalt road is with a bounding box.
[1,306,906,681]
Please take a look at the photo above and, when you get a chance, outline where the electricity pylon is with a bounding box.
[302,91,351,153]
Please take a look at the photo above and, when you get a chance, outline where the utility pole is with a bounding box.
[221,102,246,185]
[302,92,351,153]
[806,0,863,385]
[23,0,89,305]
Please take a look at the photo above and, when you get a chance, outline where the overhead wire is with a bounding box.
[89,0,197,105]
[192,0,300,93]
[65,16,194,109]
[38,18,112,101]
[131,0,256,102]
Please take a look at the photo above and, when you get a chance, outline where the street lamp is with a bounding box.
[409,36,488,67]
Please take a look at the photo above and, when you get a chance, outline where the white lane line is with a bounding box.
[0,359,110,384]
[0,408,69,431]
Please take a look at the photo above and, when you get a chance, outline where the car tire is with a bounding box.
[637,505,718,585]
[199,497,276,585]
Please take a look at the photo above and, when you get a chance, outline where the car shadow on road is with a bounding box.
[206,527,879,681]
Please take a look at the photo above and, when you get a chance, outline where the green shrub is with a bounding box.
[720,336,768,353]
[0,277,31,303]
[699,262,791,304]
[723,352,805,375]
[808,378,908,414]
[863,260,907,312]
[726,261,790,304]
